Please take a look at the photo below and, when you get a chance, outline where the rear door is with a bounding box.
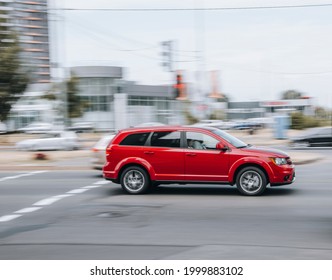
[142,130,184,181]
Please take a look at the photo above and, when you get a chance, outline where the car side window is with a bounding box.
[186,132,219,150]
[150,131,181,148]
[120,132,149,146]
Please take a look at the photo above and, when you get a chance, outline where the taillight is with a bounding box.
[92,148,99,152]
[106,147,112,155]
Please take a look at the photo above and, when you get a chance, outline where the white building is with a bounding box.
[8,66,185,131]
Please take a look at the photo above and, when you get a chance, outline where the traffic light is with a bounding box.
[160,40,173,72]
[173,72,186,100]
[209,70,223,99]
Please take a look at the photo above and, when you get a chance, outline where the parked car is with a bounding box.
[230,121,262,130]
[91,134,115,170]
[290,126,332,147]
[17,122,53,134]
[0,122,7,134]
[193,120,240,130]
[16,131,80,151]
[68,122,94,133]
[103,126,295,196]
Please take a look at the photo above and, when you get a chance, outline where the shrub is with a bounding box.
[290,112,321,130]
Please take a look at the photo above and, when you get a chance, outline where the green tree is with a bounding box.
[0,10,28,121]
[281,90,302,100]
[66,73,87,121]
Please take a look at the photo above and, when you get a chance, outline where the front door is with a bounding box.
[184,131,229,182]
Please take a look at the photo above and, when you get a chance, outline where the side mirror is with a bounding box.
[216,142,228,151]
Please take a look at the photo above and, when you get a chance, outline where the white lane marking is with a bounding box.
[15,207,42,214]
[82,185,102,189]
[0,171,49,182]
[67,188,89,194]
[0,175,108,223]
[29,171,48,175]
[0,214,22,222]
[53,194,74,199]
[94,180,110,185]
[33,196,63,206]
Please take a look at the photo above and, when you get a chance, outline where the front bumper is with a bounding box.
[270,165,296,186]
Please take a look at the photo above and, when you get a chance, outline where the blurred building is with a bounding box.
[225,99,314,121]
[70,66,123,131]
[261,98,314,116]
[71,66,182,130]
[0,0,51,83]
[227,101,265,120]
[8,66,183,131]
[8,83,59,130]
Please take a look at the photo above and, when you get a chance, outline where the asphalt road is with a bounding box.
[0,157,332,260]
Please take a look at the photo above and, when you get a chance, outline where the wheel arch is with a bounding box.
[231,163,270,186]
[117,163,151,184]
[113,157,156,183]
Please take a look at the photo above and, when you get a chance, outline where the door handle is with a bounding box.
[144,151,154,155]
[186,153,197,156]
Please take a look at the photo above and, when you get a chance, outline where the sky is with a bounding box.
[50,0,332,107]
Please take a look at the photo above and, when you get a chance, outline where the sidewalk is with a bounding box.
[0,129,324,171]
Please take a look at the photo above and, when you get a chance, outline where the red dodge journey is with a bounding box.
[103,126,295,196]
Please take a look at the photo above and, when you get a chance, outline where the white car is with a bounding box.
[16,131,80,151]
[91,134,115,170]
[68,122,95,133]
[0,122,7,134]
[17,122,53,134]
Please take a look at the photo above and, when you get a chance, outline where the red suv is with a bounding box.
[103,126,295,196]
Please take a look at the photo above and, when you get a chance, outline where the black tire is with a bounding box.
[236,166,267,196]
[120,166,150,194]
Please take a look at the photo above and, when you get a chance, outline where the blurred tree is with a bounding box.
[290,111,320,130]
[66,73,87,121]
[0,10,28,121]
[315,106,328,119]
[281,90,302,100]
[217,93,230,103]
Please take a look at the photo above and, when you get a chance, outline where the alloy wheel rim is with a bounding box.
[123,170,145,192]
[240,171,262,193]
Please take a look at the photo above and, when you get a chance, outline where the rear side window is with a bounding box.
[150,131,181,148]
[120,132,149,146]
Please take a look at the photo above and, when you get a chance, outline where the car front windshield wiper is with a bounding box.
[237,144,252,148]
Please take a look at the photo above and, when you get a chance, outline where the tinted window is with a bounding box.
[120,132,149,146]
[186,132,219,150]
[150,131,181,148]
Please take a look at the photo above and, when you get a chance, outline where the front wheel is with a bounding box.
[120,166,150,194]
[236,166,267,196]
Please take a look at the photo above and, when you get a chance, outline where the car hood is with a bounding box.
[240,145,289,157]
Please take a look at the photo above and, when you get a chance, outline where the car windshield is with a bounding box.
[212,129,248,148]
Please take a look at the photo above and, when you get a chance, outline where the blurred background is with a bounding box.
[1,0,332,136]
[1,1,332,261]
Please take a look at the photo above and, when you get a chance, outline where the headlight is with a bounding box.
[271,157,288,165]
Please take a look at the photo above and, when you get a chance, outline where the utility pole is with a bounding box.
[160,40,174,72]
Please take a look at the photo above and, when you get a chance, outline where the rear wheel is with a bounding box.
[236,166,267,196]
[120,166,150,194]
